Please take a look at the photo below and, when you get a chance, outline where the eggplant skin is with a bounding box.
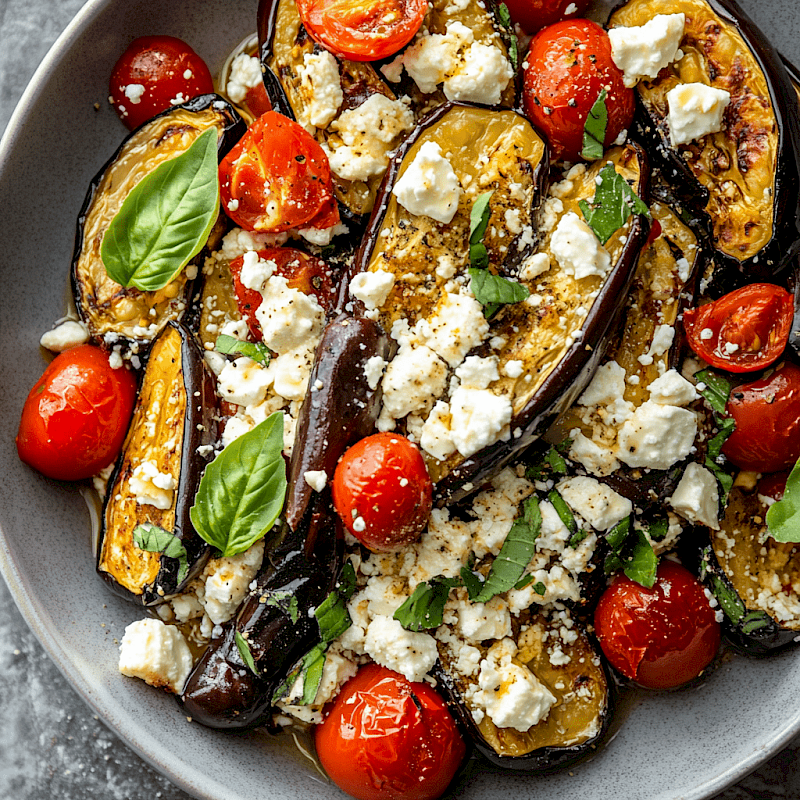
[71,94,245,346]
[611,0,800,277]
[96,321,218,606]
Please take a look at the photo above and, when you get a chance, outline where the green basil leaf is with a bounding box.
[525,442,571,481]
[495,4,518,68]
[133,523,189,585]
[476,496,542,602]
[189,412,287,557]
[394,576,460,631]
[568,529,590,548]
[301,643,328,705]
[647,518,669,543]
[469,267,530,316]
[767,457,800,543]
[460,567,483,601]
[581,88,608,161]
[514,573,536,590]
[337,561,358,601]
[532,581,546,596]
[605,516,630,552]
[578,163,651,244]
[623,529,657,588]
[215,334,271,366]
[547,489,577,534]
[263,591,300,624]
[470,242,490,270]
[315,587,353,644]
[707,571,745,624]
[740,610,773,636]
[694,369,734,416]
[707,417,736,463]
[101,127,220,292]
[469,191,494,245]
[235,631,259,676]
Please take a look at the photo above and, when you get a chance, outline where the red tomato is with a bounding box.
[522,19,634,161]
[315,664,466,800]
[297,0,426,61]
[228,247,336,341]
[683,284,793,373]
[758,470,789,502]
[503,0,590,35]
[219,111,339,233]
[109,35,214,130]
[16,345,137,481]
[720,362,800,474]
[332,433,432,552]
[594,560,721,690]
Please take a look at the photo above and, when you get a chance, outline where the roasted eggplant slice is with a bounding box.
[72,95,245,345]
[97,322,218,605]
[181,316,391,729]
[436,607,612,770]
[610,0,800,277]
[697,486,800,654]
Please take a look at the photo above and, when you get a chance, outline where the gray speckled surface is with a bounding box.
[1,0,800,798]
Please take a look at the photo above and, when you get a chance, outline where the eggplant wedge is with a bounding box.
[72,95,245,345]
[697,486,800,654]
[97,322,218,605]
[350,103,649,503]
[181,316,391,729]
[436,607,612,770]
[609,0,800,277]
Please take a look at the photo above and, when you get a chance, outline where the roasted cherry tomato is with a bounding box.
[332,433,432,552]
[16,345,137,481]
[297,0,426,61]
[315,664,466,800]
[522,19,634,161]
[720,362,800,474]
[594,560,721,690]
[109,35,214,130]
[683,283,793,374]
[228,247,336,341]
[503,0,590,35]
[219,111,338,233]
[759,470,789,502]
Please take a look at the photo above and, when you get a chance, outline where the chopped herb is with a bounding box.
[496,3,518,68]
[300,643,328,705]
[694,369,736,500]
[578,163,651,244]
[235,631,259,676]
[525,441,571,480]
[469,267,530,318]
[263,591,300,624]
[568,528,590,548]
[581,88,608,161]
[603,516,657,588]
[647,518,670,543]
[468,191,494,269]
[460,567,484,601]
[514,573,536,590]
[532,581,547,596]
[215,334,271,366]
[132,523,190,585]
[694,368,733,416]
[547,489,577,534]
[315,584,353,643]
[394,576,461,631]
[766,456,800,543]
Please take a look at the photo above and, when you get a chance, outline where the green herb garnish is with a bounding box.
[496,3,518,68]
[532,581,547,596]
[235,631,259,676]
[767,457,800,543]
[394,576,461,631]
[215,334,271,366]
[469,190,494,269]
[581,88,608,161]
[695,368,736,500]
[604,516,657,588]
[263,591,300,624]
[132,523,190,585]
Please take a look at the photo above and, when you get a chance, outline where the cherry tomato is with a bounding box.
[297,0,426,61]
[594,560,721,690]
[522,19,634,162]
[720,362,800,474]
[219,111,339,233]
[759,470,789,502]
[228,247,336,341]
[332,433,432,552]
[315,664,466,800]
[503,0,590,35]
[683,283,793,374]
[109,35,214,130]
[16,345,137,481]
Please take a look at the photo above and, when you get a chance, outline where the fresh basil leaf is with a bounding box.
[568,529,590,548]
[526,442,571,481]
[740,610,773,636]
[132,523,189,585]
[514,573,536,590]
[476,496,542,602]
[460,567,483,601]
[101,127,220,292]
[705,417,736,500]
[394,576,460,631]
[767,457,800,543]
[623,529,657,588]
[315,586,353,643]
[578,163,651,244]
[235,631,259,676]
[337,561,357,601]
[605,516,630,552]
[694,369,733,416]
[532,581,546,596]
[469,191,494,245]
[264,591,300,624]
[215,334,271,366]
[470,242,490,270]
[495,4,518,68]
[300,643,328,705]
[647,518,669,543]
[547,490,577,534]
[190,412,287,557]
[581,88,608,161]
[707,570,745,624]
[469,267,530,317]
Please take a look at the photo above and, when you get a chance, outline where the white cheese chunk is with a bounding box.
[304,470,328,492]
[271,346,316,401]
[128,460,175,510]
[667,82,731,146]
[217,357,272,407]
[226,53,263,104]
[456,596,512,643]
[579,361,627,407]
[669,462,720,529]
[414,292,489,367]
[39,319,90,352]
[550,211,611,280]
[520,251,551,281]
[254,275,324,354]
[363,354,387,390]
[455,355,500,390]
[403,22,474,93]
[420,400,456,461]
[647,368,698,406]
[296,50,343,130]
[617,401,697,470]
[568,428,621,476]
[382,343,448,419]
[349,269,396,310]
[118,619,193,694]
[201,540,265,625]
[557,476,632,531]
[443,42,513,105]
[449,387,512,458]
[392,141,461,224]
[364,615,438,683]
[609,14,685,87]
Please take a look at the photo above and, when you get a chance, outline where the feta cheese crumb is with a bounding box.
[617,401,697,470]
[363,354,387,390]
[609,14,685,87]
[118,619,193,693]
[364,616,438,682]
[647,368,698,406]
[449,387,512,458]
[349,269,396,310]
[296,50,343,129]
[420,401,456,461]
[669,462,720,529]
[558,476,633,531]
[39,319,90,352]
[550,211,611,280]
[304,470,328,492]
[382,344,448,419]
[392,141,461,224]
[667,82,731,146]
[129,460,175,509]
[226,54,262,104]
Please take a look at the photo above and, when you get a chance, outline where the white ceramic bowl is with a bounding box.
[1,1,800,798]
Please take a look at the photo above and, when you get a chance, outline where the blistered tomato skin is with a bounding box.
[16,345,137,482]
[315,664,466,800]
[721,362,800,474]
[522,19,634,161]
[331,433,433,552]
[594,561,721,690]
[502,0,590,35]
[109,35,214,130]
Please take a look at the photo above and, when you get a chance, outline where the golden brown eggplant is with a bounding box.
[97,322,218,605]
[72,95,245,345]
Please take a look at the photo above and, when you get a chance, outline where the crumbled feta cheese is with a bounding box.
[667,82,731,146]
[520,252,550,281]
[550,211,611,280]
[381,344,448,419]
[129,460,175,509]
[503,360,524,379]
[202,540,265,625]
[455,355,500,390]
[558,476,632,531]
[568,429,621,476]
[403,22,474,93]
[39,319,90,352]
[297,221,349,246]
[449,387,512,458]
[349,269,396,310]
[457,596,512,643]
[123,83,145,104]
[579,361,627,407]
[392,141,461,224]
[669,462,720,529]
[226,53,262,104]
[296,50,343,129]
[364,616,438,682]
[443,42,513,105]
[271,346,316,401]
[414,292,489,367]
[638,323,675,366]
[363,355,387,390]
[304,470,328,492]
[255,275,324,353]
[609,14,685,87]
[420,401,456,461]
[217,357,272,407]
[617,402,697,470]
[118,619,193,694]
[647,368,698,406]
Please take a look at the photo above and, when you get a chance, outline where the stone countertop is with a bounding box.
[1,0,799,798]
